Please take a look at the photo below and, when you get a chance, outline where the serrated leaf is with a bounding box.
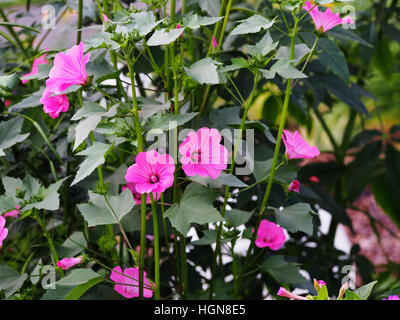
[0,117,30,156]
[261,58,307,80]
[189,172,248,188]
[71,142,112,185]
[259,255,308,284]
[56,232,87,258]
[0,73,19,90]
[271,203,317,235]
[0,265,28,298]
[183,14,223,29]
[164,182,224,235]
[230,15,275,35]
[247,32,278,57]
[225,208,253,227]
[184,58,220,84]
[147,112,198,131]
[147,28,184,46]
[353,281,377,300]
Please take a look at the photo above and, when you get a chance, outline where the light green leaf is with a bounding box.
[73,115,102,150]
[247,32,278,57]
[259,255,308,284]
[147,112,198,131]
[0,265,28,298]
[184,58,221,84]
[21,64,51,81]
[225,208,253,227]
[272,203,317,235]
[191,229,232,245]
[261,58,307,80]
[182,14,223,29]
[276,44,310,66]
[164,182,224,235]
[147,28,184,46]
[56,232,87,258]
[41,269,102,300]
[0,73,19,90]
[77,189,134,227]
[230,15,275,36]
[353,281,378,300]
[189,172,248,188]
[72,142,112,185]
[0,117,30,156]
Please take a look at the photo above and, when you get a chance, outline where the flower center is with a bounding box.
[191,150,201,162]
[150,175,159,183]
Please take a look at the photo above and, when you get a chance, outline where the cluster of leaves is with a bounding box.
[0,0,399,301]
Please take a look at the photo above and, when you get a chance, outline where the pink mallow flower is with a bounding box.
[383,295,400,300]
[303,1,354,33]
[318,280,327,288]
[40,88,69,119]
[110,266,154,299]
[288,180,300,193]
[46,42,90,94]
[4,100,11,108]
[125,150,175,195]
[0,216,9,248]
[282,130,320,160]
[212,36,218,49]
[56,257,84,270]
[277,287,308,300]
[122,182,160,204]
[4,205,21,218]
[102,13,109,23]
[21,49,49,84]
[179,128,228,179]
[254,220,286,250]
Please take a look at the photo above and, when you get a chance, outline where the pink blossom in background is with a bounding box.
[4,205,21,218]
[277,287,308,300]
[318,280,327,288]
[383,295,400,300]
[46,42,90,94]
[102,13,109,23]
[4,100,11,108]
[303,1,354,33]
[254,220,286,250]
[282,130,320,160]
[179,128,228,179]
[146,235,154,242]
[122,182,160,204]
[56,257,84,270]
[110,266,154,298]
[212,36,218,49]
[288,179,300,193]
[176,23,181,29]
[0,216,9,248]
[21,49,49,84]
[125,150,175,195]
[40,88,69,119]
[309,176,320,183]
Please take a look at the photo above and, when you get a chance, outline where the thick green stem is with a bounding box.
[236,10,300,297]
[0,7,28,58]
[77,0,83,44]
[209,71,259,299]
[150,194,161,300]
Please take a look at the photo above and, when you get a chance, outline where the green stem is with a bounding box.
[236,10,301,297]
[209,71,259,299]
[150,194,161,300]
[77,0,83,44]
[0,7,28,58]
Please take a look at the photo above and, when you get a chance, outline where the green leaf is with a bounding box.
[56,232,87,258]
[77,189,134,227]
[261,58,307,80]
[85,32,120,50]
[147,112,198,131]
[353,281,377,300]
[21,64,51,81]
[316,284,329,300]
[41,269,102,300]
[71,142,112,185]
[0,265,28,298]
[184,58,221,84]
[0,117,30,156]
[147,28,184,46]
[344,289,361,300]
[225,208,253,227]
[8,90,43,111]
[191,229,232,245]
[86,58,115,84]
[271,203,317,235]
[182,14,223,29]
[259,255,308,284]
[189,172,248,188]
[247,32,279,57]
[138,97,170,120]
[73,116,102,151]
[0,73,19,90]
[164,182,224,235]
[230,15,275,35]
[276,44,310,66]
[129,11,163,36]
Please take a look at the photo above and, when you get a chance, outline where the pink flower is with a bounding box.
[303,1,354,33]
[146,235,154,241]
[176,23,181,29]
[288,180,300,193]
[110,266,154,299]
[0,216,9,248]
[40,88,69,119]
[122,182,160,204]
[282,130,320,160]
[254,220,286,250]
[46,42,90,94]
[179,128,228,179]
[383,295,400,300]
[21,49,49,84]
[4,205,21,218]
[309,176,320,183]
[277,287,308,300]
[56,257,84,270]
[212,36,218,49]
[4,100,11,108]
[318,280,327,288]
[125,150,175,194]
[102,13,109,23]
